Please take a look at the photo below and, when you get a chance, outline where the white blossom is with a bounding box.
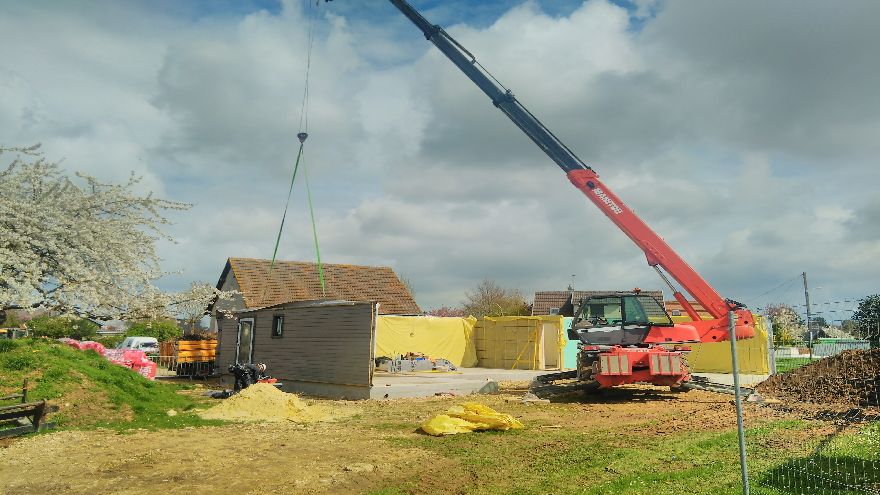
[0,145,233,320]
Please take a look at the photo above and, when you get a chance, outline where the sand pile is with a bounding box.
[199,383,329,422]
[757,349,880,408]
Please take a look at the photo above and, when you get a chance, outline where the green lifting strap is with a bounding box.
[267,139,327,298]
[302,155,326,296]
[268,142,304,275]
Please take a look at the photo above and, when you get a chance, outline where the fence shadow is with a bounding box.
[550,386,683,404]
[757,453,880,494]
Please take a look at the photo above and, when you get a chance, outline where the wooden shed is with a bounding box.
[217,299,378,400]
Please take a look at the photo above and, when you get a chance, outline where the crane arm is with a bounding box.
[387,0,754,339]
[389,0,585,174]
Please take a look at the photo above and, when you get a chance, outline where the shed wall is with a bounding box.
[217,302,376,399]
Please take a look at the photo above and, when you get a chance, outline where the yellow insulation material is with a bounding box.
[420,402,524,436]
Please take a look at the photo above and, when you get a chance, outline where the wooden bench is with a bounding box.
[0,379,58,438]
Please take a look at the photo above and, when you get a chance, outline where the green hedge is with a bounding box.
[26,316,98,340]
[125,320,182,342]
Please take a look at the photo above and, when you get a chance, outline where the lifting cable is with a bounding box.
[267,0,326,298]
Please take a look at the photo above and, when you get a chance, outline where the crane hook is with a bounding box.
[297,132,309,143]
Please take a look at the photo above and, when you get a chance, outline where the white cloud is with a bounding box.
[2,0,878,313]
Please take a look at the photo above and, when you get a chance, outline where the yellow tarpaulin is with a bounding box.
[375,316,478,367]
[672,315,770,374]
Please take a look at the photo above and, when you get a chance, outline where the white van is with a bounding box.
[117,336,159,354]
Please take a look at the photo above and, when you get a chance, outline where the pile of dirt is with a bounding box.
[199,383,329,422]
[757,349,880,408]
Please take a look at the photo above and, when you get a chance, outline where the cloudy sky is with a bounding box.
[2,0,878,319]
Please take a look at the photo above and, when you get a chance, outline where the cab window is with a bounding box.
[580,298,622,325]
[622,295,673,326]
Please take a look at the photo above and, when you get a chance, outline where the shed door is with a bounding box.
[236,317,255,364]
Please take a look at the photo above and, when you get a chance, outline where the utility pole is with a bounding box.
[802,272,812,359]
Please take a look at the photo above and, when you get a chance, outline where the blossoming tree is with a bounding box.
[0,145,232,321]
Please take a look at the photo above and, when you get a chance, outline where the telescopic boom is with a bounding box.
[388,0,754,340]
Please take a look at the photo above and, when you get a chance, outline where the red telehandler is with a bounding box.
[379,0,757,392]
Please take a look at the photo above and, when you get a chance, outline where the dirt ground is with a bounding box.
[0,384,813,495]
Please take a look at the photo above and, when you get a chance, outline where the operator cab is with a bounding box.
[568,293,674,346]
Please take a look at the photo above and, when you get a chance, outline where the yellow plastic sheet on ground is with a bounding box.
[375,316,478,367]
[420,402,525,436]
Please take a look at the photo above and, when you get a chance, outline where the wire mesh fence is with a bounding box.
[731,315,880,494]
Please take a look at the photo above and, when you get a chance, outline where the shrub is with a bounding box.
[0,339,19,353]
[27,315,98,340]
[126,319,182,343]
[0,353,36,371]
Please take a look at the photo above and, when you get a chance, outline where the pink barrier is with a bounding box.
[132,360,157,379]
[80,341,107,354]
[58,339,155,380]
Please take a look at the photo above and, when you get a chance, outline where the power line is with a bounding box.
[744,275,802,304]
[788,298,867,309]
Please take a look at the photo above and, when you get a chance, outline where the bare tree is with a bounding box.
[399,275,416,298]
[461,278,529,317]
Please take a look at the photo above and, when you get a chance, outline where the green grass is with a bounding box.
[774,357,812,374]
[756,422,880,494]
[0,338,224,431]
[372,419,878,495]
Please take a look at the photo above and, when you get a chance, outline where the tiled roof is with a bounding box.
[221,258,421,315]
[532,290,665,316]
[664,300,712,319]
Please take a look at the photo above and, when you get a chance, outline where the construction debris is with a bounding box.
[198,383,329,423]
[520,392,550,405]
[377,353,458,373]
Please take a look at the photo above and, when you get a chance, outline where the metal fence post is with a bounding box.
[729,310,750,494]
[765,313,777,375]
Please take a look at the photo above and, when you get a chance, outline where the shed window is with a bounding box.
[272,315,284,338]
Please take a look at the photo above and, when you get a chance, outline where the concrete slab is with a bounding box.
[370,367,549,399]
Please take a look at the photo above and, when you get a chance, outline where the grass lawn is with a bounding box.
[0,338,222,430]
[366,418,878,495]
[774,357,813,374]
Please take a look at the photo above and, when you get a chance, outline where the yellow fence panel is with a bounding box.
[474,316,565,370]
[375,316,478,367]
[673,315,770,374]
